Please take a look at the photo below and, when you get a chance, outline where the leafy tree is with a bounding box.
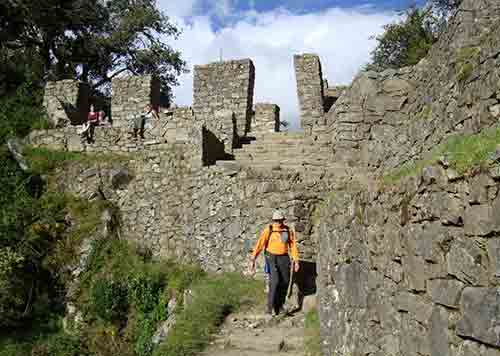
[0,0,186,100]
[366,0,462,72]
[367,6,439,71]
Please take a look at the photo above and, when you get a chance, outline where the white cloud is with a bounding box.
[166,6,396,129]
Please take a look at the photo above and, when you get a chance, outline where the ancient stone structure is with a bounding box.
[43,80,90,127]
[193,59,255,139]
[111,75,160,127]
[294,54,325,134]
[252,103,280,135]
[29,1,500,353]
[317,164,500,355]
[315,1,500,355]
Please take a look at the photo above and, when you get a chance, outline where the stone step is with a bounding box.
[234,148,332,157]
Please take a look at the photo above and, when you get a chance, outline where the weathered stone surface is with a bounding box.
[428,279,465,308]
[111,75,160,128]
[252,103,280,135]
[456,287,500,347]
[43,80,90,127]
[193,59,255,137]
[294,54,326,133]
[429,306,451,356]
[447,238,489,286]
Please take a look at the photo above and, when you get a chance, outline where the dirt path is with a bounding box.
[200,308,307,356]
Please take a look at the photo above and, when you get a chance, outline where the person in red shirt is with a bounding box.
[86,104,99,143]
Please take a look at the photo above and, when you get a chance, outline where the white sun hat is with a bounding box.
[272,210,285,221]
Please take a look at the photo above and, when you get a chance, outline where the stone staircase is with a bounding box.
[215,128,353,178]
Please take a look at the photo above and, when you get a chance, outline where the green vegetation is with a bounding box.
[455,46,481,84]
[1,0,186,103]
[304,309,321,356]
[155,274,264,356]
[415,105,433,120]
[367,7,438,71]
[0,84,49,143]
[384,127,500,184]
[367,1,461,72]
[22,146,128,175]
[1,226,264,356]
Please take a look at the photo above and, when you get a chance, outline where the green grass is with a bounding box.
[154,274,264,356]
[304,309,321,356]
[384,127,500,184]
[23,146,128,175]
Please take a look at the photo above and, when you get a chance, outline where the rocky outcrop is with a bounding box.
[317,160,500,355]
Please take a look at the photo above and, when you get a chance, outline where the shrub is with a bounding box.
[89,279,129,323]
[367,7,438,71]
[0,83,47,144]
[44,333,84,356]
[154,273,263,356]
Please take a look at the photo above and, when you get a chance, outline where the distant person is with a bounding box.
[81,104,99,143]
[99,110,111,126]
[131,104,159,139]
[250,210,300,316]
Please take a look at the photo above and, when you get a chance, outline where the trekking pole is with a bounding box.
[286,262,294,299]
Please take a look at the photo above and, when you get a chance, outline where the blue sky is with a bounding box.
[220,0,423,13]
[159,0,416,128]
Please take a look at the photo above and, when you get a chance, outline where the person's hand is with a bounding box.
[293,261,300,273]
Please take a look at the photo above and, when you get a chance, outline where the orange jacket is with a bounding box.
[251,223,299,262]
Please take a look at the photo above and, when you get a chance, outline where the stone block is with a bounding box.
[456,287,500,347]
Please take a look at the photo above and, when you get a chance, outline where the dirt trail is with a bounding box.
[200,308,307,356]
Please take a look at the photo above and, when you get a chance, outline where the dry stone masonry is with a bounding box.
[294,54,326,134]
[193,59,255,139]
[43,80,89,127]
[111,75,160,127]
[30,1,500,353]
[317,165,500,356]
[252,103,280,136]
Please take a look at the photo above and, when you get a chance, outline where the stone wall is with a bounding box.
[193,59,255,138]
[324,0,500,173]
[317,163,500,356]
[252,103,280,136]
[162,107,197,143]
[43,80,90,127]
[49,153,331,273]
[111,75,160,128]
[294,54,325,134]
[26,121,203,169]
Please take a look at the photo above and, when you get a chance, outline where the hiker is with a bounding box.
[84,104,99,143]
[131,104,159,139]
[99,110,111,126]
[250,210,300,316]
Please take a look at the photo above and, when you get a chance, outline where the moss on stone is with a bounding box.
[416,105,433,120]
[455,46,481,84]
[383,127,500,185]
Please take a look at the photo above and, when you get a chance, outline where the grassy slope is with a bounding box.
[384,127,500,184]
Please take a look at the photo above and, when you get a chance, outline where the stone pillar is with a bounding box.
[193,59,255,139]
[294,54,325,134]
[43,80,90,127]
[252,103,280,135]
[111,75,160,128]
